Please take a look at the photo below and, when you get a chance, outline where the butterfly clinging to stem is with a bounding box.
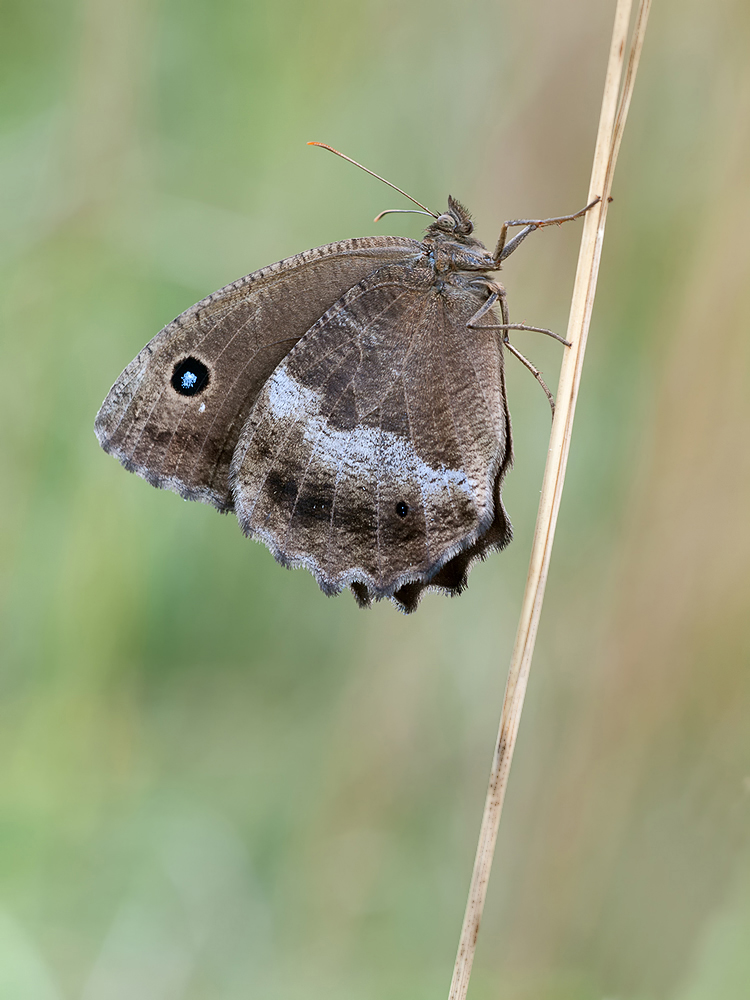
[95,143,598,612]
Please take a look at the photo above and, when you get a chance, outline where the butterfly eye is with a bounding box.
[436,214,457,231]
[172,357,209,396]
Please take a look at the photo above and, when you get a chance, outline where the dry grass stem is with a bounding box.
[447,1,652,997]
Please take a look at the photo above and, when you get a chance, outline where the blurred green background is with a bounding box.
[2,0,750,997]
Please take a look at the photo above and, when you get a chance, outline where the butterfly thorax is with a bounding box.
[423,237,496,277]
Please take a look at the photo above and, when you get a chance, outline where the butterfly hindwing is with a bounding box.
[230,259,512,608]
[94,237,420,510]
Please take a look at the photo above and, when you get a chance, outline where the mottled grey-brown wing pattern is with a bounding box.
[95,237,420,510]
[230,260,512,611]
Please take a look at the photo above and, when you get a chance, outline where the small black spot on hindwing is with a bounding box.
[295,480,336,523]
[266,470,298,510]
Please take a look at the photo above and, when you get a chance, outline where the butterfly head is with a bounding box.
[428,196,474,237]
[425,196,497,271]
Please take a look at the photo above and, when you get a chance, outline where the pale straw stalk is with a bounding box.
[448,1,652,996]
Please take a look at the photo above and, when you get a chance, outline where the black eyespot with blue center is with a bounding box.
[171,357,209,396]
[395,501,409,518]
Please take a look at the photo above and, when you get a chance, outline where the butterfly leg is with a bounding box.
[490,322,570,347]
[493,197,601,264]
[468,286,557,415]
[502,340,556,415]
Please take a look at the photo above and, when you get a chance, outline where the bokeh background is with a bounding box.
[2,0,750,997]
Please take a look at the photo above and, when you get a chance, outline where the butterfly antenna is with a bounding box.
[373,208,436,223]
[308,142,438,218]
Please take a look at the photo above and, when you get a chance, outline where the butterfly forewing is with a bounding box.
[94,237,420,510]
[230,260,511,606]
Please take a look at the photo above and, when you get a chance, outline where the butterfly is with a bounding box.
[95,144,595,612]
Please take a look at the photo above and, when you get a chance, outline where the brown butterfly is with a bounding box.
[95,144,595,612]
